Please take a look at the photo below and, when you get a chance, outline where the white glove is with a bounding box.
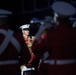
[21,66,35,75]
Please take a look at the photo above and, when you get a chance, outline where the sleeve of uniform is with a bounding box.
[32,32,48,55]
[31,32,48,68]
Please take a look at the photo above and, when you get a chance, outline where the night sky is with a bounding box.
[0,0,75,32]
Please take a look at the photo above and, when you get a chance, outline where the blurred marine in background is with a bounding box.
[0,9,31,75]
[31,1,76,75]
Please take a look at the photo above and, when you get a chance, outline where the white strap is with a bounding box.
[44,59,76,65]
[0,29,13,54]
[0,29,21,54]
[11,37,21,53]
[44,60,55,65]
[56,59,76,65]
[43,51,49,60]
[0,60,19,65]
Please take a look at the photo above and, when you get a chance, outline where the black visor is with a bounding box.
[23,28,30,30]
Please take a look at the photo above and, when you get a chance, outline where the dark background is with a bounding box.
[0,0,76,32]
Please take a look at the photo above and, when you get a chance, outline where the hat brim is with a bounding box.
[23,28,30,30]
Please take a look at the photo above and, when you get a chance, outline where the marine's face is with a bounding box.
[22,29,30,36]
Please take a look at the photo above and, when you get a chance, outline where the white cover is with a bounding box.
[0,9,12,15]
[52,1,76,16]
[20,24,30,30]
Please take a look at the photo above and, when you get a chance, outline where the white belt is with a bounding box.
[0,60,19,65]
[43,59,76,65]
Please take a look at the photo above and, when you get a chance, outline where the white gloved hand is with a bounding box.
[21,66,35,75]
